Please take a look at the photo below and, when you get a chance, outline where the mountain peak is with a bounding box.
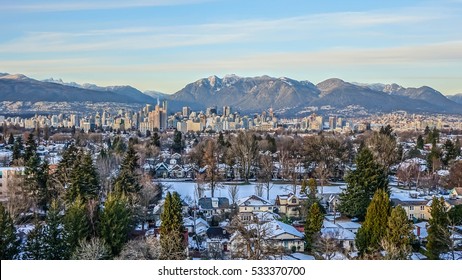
[0,73,35,81]
[316,78,347,92]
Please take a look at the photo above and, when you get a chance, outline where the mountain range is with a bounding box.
[1,73,461,116]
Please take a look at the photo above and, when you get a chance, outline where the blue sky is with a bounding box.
[1,0,462,94]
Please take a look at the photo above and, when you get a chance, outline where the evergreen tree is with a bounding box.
[160,192,185,259]
[171,130,183,154]
[455,138,461,157]
[355,189,390,257]
[23,133,37,163]
[7,133,14,145]
[99,193,132,257]
[68,152,100,203]
[304,202,324,252]
[55,144,78,189]
[24,151,44,210]
[426,145,441,172]
[382,205,414,260]
[24,220,46,259]
[426,197,450,259]
[113,144,141,201]
[442,139,457,166]
[0,204,20,259]
[217,131,225,147]
[12,140,22,164]
[339,147,388,220]
[64,196,90,255]
[448,204,462,226]
[41,200,68,259]
[416,135,424,150]
[151,132,161,147]
[36,159,51,210]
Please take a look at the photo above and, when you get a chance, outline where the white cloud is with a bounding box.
[1,0,213,12]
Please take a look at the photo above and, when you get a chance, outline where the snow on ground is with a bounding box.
[157,181,345,203]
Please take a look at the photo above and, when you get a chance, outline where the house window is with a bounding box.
[409,214,414,219]
[420,214,425,219]
[409,206,414,211]
[420,206,425,211]
[291,199,297,204]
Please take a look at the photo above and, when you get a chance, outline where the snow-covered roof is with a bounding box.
[268,221,304,239]
[337,221,362,230]
[321,227,356,240]
[237,195,273,207]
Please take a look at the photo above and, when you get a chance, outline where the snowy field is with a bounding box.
[156,180,345,203]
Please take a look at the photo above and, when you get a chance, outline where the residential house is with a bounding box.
[229,220,305,258]
[337,221,362,234]
[206,227,231,258]
[154,162,169,178]
[0,167,25,199]
[275,193,305,219]
[391,198,430,220]
[237,195,276,222]
[198,197,230,219]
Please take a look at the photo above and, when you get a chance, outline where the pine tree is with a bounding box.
[36,159,51,211]
[151,132,161,147]
[304,202,324,252]
[64,196,90,255]
[24,220,46,259]
[55,144,78,189]
[0,204,20,259]
[113,144,141,202]
[426,197,450,260]
[355,189,390,257]
[7,133,14,145]
[416,135,424,150]
[23,133,37,163]
[217,131,225,147]
[160,192,185,259]
[99,193,132,257]
[42,200,69,259]
[382,205,414,260]
[172,130,183,154]
[68,152,100,203]
[11,136,23,163]
[339,147,388,220]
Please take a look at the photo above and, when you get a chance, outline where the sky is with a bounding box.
[1,0,462,94]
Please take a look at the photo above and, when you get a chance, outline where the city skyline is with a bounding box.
[1,0,462,95]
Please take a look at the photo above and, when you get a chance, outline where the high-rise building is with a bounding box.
[223,106,231,117]
[182,106,191,117]
[147,100,168,131]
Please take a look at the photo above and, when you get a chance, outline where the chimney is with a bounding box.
[416,226,421,237]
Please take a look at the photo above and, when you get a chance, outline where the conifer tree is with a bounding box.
[113,144,141,202]
[426,197,450,259]
[339,147,388,220]
[64,196,90,255]
[23,133,37,163]
[304,202,324,252]
[7,133,14,145]
[0,204,20,259]
[382,205,414,260]
[416,135,424,150]
[99,193,132,257]
[172,130,183,154]
[151,132,161,147]
[11,136,23,163]
[42,200,69,259]
[24,220,46,260]
[68,152,100,203]
[160,192,185,259]
[217,131,225,147]
[55,144,78,189]
[355,189,390,257]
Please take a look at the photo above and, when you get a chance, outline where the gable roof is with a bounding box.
[198,197,230,209]
[268,221,304,239]
[206,227,230,240]
[237,195,273,207]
